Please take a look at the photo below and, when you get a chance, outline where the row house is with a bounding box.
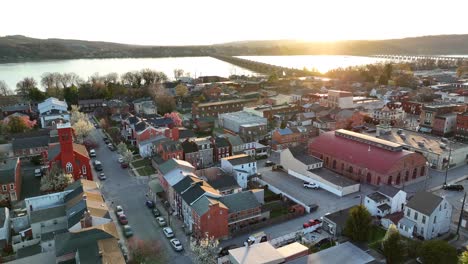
[77,99,104,112]
[218,191,262,234]
[212,136,231,162]
[132,97,157,115]
[418,103,465,134]
[0,157,21,203]
[194,138,214,168]
[372,106,406,126]
[156,140,183,161]
[12,129,57,157]
[244,104,300,120]
[191,99,253,119]
[456,112,468,142]
[181,140,200,168]
[401,101,423,115]
[1,103,33,118]
[221,154,257,189]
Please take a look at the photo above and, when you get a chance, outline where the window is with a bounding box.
[406,209,410,217]
[82,165,87,175]
[434,216,437,223]
[444,203,447,209]
[420,227,424,235]
[422,215,426,224]
[66,162,73,173]
[2,185,6,192]
[414,212,418,221]
[9,184,14,190]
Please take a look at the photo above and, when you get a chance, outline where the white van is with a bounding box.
[34,169,42,177]
[89,149,96,158]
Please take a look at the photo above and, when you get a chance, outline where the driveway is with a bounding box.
[88,126,193,264]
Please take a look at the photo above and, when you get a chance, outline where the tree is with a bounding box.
[128,238,165,264]
[381,225,404,264]
[156,95,176,114]
[0,80,13,96]
[419,240,458,264]
[190,234,219,264]
[175,84,189,97]
[70,106,94,142]
[122,150,133,164]
[174,68,184,80]
[63,85,79,106]
[280,120,287,129]
[460,246,468,264]
[456,65,468,78]
[15,77,37,98]
[6,116,29,133]
[40,164,73,192]
[164,112,182,127]
[28,87,46,101]
[117,142,128,155]
[344,205,372,242]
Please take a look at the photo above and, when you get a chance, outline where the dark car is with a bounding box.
[118,214,128,225]
[443,184,464,191]
[121,163,129,169]
[265,160,275,167]
[146,200,155,209]
[218,245,237,257]
[152,208,160,217]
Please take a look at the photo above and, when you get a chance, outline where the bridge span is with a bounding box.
[372,54,468,62]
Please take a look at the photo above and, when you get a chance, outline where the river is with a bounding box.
[0,55,392,89]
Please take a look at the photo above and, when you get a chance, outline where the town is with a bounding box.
[0,58,468,264]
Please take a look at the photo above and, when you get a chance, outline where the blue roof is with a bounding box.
[277,128,293,135]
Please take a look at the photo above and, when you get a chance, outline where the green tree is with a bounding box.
[28,87,46,101]
[7,116,28,133]
[344,205,372,242]
[15,77,37,98]
[419,240,457,264]
[280,120,287,129]
[460,246,468,264]
[175,84,189,97]
[63,85,79,106]
[155,94,176,114]
[381,226,404,264]
[456,65,468,78]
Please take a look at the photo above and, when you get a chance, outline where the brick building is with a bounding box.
[0,157,21,202]
[309,129,427,186]
[78,99,104,112]
[192,99,254,119]
[419,103,466,134]
[271,127,302,150]
[212,136,231,162]
[456,112,468,142]
[401,101,423,115]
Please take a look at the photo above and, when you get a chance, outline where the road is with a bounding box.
[404,165,468,194]
[88,125,193,264]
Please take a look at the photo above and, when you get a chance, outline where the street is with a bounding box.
[88,126,193,264]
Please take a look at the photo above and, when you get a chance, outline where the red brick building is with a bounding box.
[0,157,21,202]
[47,123,93,181]
[191,196,229,239]
[401,101,423,115]
[271,127,301,150]
[456,112,468,142]
[192,99,254,119]
[309,129,427,186]
[156,140,183,161]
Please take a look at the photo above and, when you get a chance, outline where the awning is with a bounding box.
[148,179,163,193]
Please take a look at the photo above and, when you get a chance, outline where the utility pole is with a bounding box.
[443,141,452,186]
[456,192,466,239]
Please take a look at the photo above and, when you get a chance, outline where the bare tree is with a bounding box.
[190,234,219,264]
[104,72,119,85]
[15,77,37,97]
[0,80,13,96]
[174,68,184,80]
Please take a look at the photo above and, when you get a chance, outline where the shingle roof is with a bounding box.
[223,154,255,166]
[148,117,173,127]
[214,136,230,148]
[205,175,240,191]
[181,140,199,154]
[179,128,195,139]
[30,204,66,223]
[55,225,114,257]
[406,192,443,216]
[181,183,205,205]
[134,121,147,132]
[191,196,227,217]
[12,132,50,151]
[0,158,19,184]
[378,185,401,198]
[128,116,140,124]
[173,176,196,193]
[289,146,322,165]
[224,134,244,147]
[218,191,260,214]
[66,200,87,228]
[324,206,356,227]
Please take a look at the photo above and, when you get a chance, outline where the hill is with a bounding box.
[1,34,467,63]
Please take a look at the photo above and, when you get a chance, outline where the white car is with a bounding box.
[157,217,167,226]
[89,149,96,158]
[170,238,183,251]
[303,182,319,189]
[116,206,124,217]
[118,156,124,163]
[163,227,174,238]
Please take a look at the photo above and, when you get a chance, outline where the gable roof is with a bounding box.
[30,204,66,223]
[179,128,195,139]
[223,154,255,166]
[12,131,51,151]
[134,121,147,132]
[181,183,206,205]
[218,191,260,213]
[191,196,227,216]
[324,206,356,227]
[406,192,443,216]
[214,136,230,148]
[158,158,194,175]
[205,175,240,191]
[173,176,197,193]
[223,134,244,147]
[0,158,19,184]
[378,185,402,198]
[73,143,90,158]
[161,140,182,152]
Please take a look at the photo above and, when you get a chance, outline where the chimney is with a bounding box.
[80,210,92,228]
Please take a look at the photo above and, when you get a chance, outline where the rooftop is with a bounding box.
[228,242,285,264]
[324,206,356,227]
[196,98,253,107]
[406,192,443,216]
[219,191,260,214]
[222,154,255,166]
[367,192,389,203]
[0,158,19,184]
[310,168,358,187]
[219,111,267,124]
[289,146,322,165]
[289,242,375,264]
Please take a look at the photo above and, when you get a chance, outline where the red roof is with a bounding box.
[309,131,417,174]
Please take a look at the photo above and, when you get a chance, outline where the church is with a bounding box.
[45,123,93,181]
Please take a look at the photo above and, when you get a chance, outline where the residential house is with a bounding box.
[194,138,214,168]
[77,99,104,112]
[418,103,465,134]
[0,157,21,202]
[46,123,93,181]
[221,134,245,155]
[138,135,167,158]
[178,128,196,142]
[133,97,157,115]
[212,136,231,162]
[196,167,241,195]
[105,99,129,115]
[38,97,70,128]
[327,90,353,109]
[181,140,200,168]
[0,207,10,248]
[322,206,356,238]
[12,129,56,158]
[221,154,257,189]
[398,192,452,240]
[219,191,262,233]
[364,185,407,217]
[191,196,229,239]
[156,140,183,161]
[192,99,253,119]
[271,127,301,150]
[156,158,195,191]
[1,103,32,118]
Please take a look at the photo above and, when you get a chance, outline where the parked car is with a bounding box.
[156,217,167,226]
[118,214,128,225]
[34,168,43,177]
[123,225,133,237]
[303,219,322,228]
[170,238,183,252]
[218,245,237,257]
[443,184,464,191]
[118,156,124,163]
[303,182,319,189]
[93,160,103,171]
[89,149,96,158]
[116,205,124,217]
[265,160,275,167]
[146,200,155,209]
[103,136,108,141]
[98,172,106,180]
[108,143,115,151]
[163,227,175,238]
[152,208,160,217]
[121,162,129,169]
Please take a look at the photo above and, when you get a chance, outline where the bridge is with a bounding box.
[372,54,468,62]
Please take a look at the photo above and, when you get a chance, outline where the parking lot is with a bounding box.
[257,166,376,214]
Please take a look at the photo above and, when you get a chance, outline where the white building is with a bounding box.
[0,208,10,248]
[218,111,267,133]
[398,192,452,240]
[133,98,157,115]
[38,97,70,128]
[221,154,257,189]
[327,90,354,109]
[364,185,406,217]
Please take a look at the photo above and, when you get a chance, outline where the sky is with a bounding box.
[1,0,467,45]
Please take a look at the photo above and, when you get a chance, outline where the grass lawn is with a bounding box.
[136,165,156,176]
[264,188,277,199]
[368,225,386,244]
[131,159,150,168]
[269,207,289,218]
